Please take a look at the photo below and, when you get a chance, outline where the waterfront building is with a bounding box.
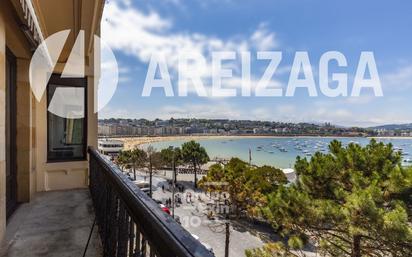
[98,139,124,157]
[0,1,211,256]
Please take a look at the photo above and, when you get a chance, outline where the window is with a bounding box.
[47,74,87,162]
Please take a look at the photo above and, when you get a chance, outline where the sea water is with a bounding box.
[144,137,412,168]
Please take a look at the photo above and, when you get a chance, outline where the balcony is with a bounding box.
[1,148,213,257]
[1,189,101,257]
[88,147,213,257]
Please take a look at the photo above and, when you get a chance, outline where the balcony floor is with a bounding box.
[1,189,102,257]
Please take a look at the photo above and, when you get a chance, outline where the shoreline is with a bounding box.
[103,135,412,150]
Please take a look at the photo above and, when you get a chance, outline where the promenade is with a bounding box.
[131,170,316,257]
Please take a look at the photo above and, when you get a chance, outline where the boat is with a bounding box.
[403,158,412,163]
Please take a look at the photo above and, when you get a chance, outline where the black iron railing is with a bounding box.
[88,147,214,257]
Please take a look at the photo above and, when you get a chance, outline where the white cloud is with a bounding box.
[100,102,244,120]
[343,95,374,105]
[162,0,182,5]
[100,0,412,127]
[99,106,134,118]
[250,107,273,120]
[159,103,243,119]
[248,105,353,125]
[381,65,412,91]
[102,1,278,94]
[100,101,412,127]
[251,23,278,51]
[115,64,135,83]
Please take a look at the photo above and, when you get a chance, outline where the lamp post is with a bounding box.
[207,193,231,257]
[171,147,176,218]
[225,220,230,257]
[208,216,231,257]
[149,154,153,198]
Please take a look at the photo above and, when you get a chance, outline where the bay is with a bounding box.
[144,137,412,168]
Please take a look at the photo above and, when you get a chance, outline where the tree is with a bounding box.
[246,165,288,195]
[142,145,163,197]
[181,140,210,188]
[117,150,132,171]
[117,147,163,197]
[246,242,305,257]
[264,139,412,257]
[245,165,287,217]
[160,146,183,182]
[130,148,147,180]
[223,158,255,217]
[116,148,146,179]
[200,158,287,218]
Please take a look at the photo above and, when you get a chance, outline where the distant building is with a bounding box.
[98,139,124,157]
[282,168,297,183]
[97,118,376,137]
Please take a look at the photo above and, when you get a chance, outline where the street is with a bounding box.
[133,171,264,257]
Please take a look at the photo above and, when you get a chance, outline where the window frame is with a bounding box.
[46,74,88,163]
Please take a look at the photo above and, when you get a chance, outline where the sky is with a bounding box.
[99,0,412,127]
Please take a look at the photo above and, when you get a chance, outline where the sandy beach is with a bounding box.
[105,135,412,150]
[107,135,284,150]
[369,136,412,140]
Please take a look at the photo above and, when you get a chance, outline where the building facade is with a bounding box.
[0,0,104,242]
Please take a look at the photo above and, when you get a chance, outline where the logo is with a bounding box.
[29,30,118,118]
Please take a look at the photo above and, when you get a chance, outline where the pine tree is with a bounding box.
[181,140,209,188]
[263,139,412,256]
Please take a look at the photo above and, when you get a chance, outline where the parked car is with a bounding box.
[159,204,171,215]
[154,200,172,215]
[140,187,150,195]
[133,180,150,189]
[133,180,151,196]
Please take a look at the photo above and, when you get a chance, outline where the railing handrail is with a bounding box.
[88,147,214,257]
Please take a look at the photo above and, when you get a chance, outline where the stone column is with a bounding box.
[16,59,31,202]
[0,8,6,243]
